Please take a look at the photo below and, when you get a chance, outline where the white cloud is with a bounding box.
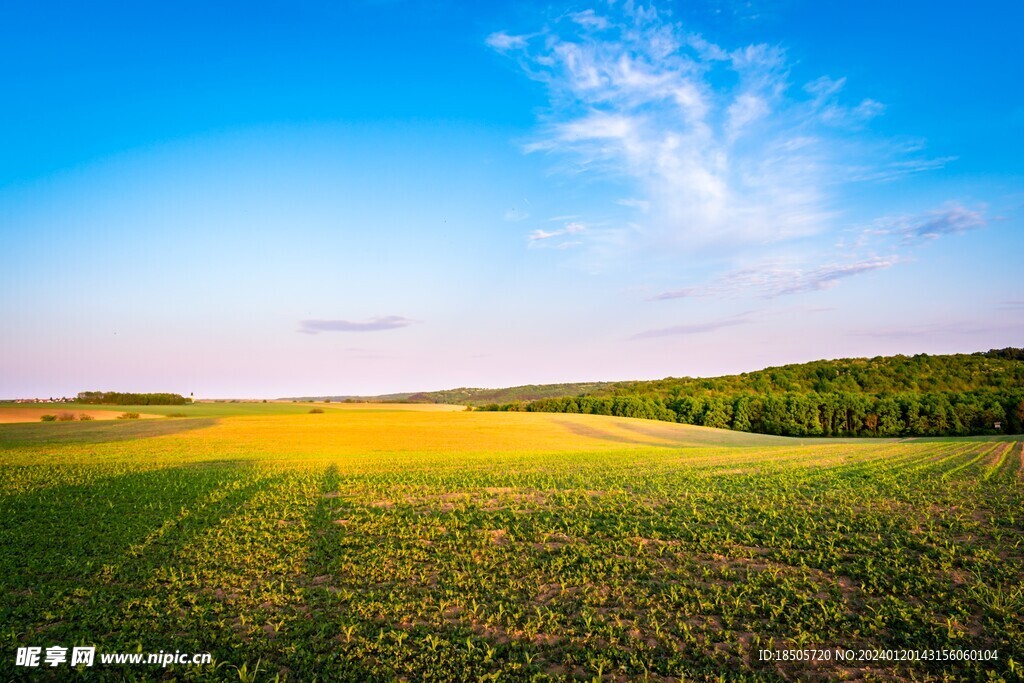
[804,75,846,100]
[570,9,611,30]
[528,229,560,241]
[528,221,586,244]
[854,98,886,120]
[617,197,650,211]
[488,6,944,250]
[725,93,769,140]
[650,200,987,300]
[485,31,529,51]
[909,205,987,239]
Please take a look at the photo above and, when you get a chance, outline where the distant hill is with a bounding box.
[471,349,1024,437]
[323,349,1024,404]
[281,382,616,405]
[283,348,1024,437]
[286,349,1024,404]
[575,349,1024,400]
[283,393,418,403]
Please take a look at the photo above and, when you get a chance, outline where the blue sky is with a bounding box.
[1,0,1022,398]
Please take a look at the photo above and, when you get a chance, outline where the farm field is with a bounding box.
[1,404,1022,681]
[0,407,165,424]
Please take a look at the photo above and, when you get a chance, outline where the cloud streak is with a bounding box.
[651,201,985,301]
[528,221,586,244]
[652,257,897,300]
[485,31,529,51]
[632,317,748,339]
[866,203,988,243]
[299,316,417,334]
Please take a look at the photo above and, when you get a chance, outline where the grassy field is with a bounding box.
[0,400,342,420]
[1,404,1022,681]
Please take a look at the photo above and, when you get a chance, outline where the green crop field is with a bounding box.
[1,403,1022,681]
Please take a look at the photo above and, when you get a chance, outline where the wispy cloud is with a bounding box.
[485,31,529,51]
[653,200,985,301]
[617,198,651,212]
[632,316,749,339]
[569,9,612,30]
[299,316,417,334]
[850,154,957,183]
[488,5,945,249]
[865,203,988,243]
[805,76,886,127]
[652,257,897,300]
[528,221,586,244]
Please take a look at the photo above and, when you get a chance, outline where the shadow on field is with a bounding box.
[0,417,217,447]
[614,419,795,447]
[555,418,671,447]
[272,465,378,681]
[0,462,266,658]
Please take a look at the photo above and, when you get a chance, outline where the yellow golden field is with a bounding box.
[1,403,1021,681]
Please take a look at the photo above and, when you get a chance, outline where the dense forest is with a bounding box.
[76,391,189,405]
[476,350,1024,437]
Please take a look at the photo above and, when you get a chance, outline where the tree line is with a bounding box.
[606,351,1024,399]
[479,390,1024,437]
[402,350,1024,408]
[76,391,189,405]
